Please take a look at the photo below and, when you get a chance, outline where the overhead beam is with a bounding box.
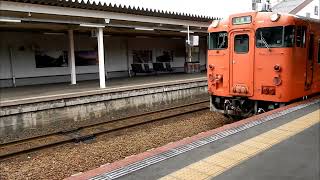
[0,1,211,28]
[0,16,208,33]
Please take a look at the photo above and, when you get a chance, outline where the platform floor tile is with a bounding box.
[214,149,250,161]
[159,110,319,180]
[169,167,209,180]
[187,160,225,177]
[203,155,239,168]
[158,175,179,180]
[228,144,262,155]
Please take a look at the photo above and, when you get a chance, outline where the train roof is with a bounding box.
[208,11,320,32]
[295,15,320,23]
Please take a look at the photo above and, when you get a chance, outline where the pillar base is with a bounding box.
[184,62,200,74]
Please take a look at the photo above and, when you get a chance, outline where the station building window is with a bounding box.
[234,34,249,53]
[156,50,174,62]
[35,50,99,68]
[208,31,228,50]
[74,51,98,66]
[132,50,152,63]
[35,50,68,68]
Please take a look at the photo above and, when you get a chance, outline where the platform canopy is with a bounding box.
[0,0,218,88]
[0,0,218,35]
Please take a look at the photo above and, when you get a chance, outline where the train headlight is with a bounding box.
[273,77,282,86]
[211,20,220,28]
[270,13,281,22]
[274,64,281,72]
[209,64,215,70]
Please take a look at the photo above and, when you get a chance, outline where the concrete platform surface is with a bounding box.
[0,73,206,106]
[67,97,320,180]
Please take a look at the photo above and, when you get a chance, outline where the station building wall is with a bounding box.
[0,31,207,88]
[296,0,320,19]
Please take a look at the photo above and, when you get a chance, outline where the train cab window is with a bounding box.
[234,34,249,53]
[256,26,295,48]
[208,32,228,50]
[256,26,283,48]
[296,26,307,48]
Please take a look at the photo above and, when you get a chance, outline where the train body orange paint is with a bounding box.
[207,12,320,117]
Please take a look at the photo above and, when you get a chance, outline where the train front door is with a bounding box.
[230,30,254,96]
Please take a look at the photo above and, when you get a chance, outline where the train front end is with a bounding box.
[208,12,297,117]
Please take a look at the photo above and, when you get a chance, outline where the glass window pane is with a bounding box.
[284,26,295,47]
[296,26,307,48]
[308,34,314,61]
[296,26,302,47]
[302,26,307,48]
[234,34,249,53]
[318,41,320,63]
[132,50,152,63]
[256,26,283,48]
[208,32,228,50]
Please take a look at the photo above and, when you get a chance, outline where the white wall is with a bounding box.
[105,36,128,72]
[297,0,320,19]
[0,31,206,87]
[127,36,187,68]
[0,37,11,79]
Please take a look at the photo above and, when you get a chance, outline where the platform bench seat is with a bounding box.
[131,63,152,76]
[153,62,173,72]
[131,62,174,76]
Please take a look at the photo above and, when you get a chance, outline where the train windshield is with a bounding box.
[256,26,295,48]
[208,31,228,50]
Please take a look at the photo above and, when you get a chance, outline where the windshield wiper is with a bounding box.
[260,32,271,51]
[219,35,226,48]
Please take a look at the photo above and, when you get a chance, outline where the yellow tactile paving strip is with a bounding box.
[159,110,320,180]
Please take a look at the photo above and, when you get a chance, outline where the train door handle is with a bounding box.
[232,60,236,64]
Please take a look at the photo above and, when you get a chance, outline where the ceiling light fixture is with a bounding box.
[134,27,155,31]
[180,30,194,33]
[43,32,65,35]
[79,23,105,28]
[0,18,21,23]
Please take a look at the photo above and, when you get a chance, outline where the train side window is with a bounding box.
[296,26,307,48]
[234,34,249,53]
[318,40,320,63]
[284,26,295,47]
[308,34,314,61]
[296,26,302,47]
[301,26,307,48]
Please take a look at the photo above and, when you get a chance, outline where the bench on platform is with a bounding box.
[153,62,173,72]
[131,62,174,76]
[131,63,152,76]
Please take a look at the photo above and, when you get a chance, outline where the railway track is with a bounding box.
[0,101,209,160]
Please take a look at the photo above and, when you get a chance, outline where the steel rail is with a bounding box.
[0,100,209,160]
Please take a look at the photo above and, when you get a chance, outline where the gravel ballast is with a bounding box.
[0,110,228,180]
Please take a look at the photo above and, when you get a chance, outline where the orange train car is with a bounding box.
[207,12,320,117]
